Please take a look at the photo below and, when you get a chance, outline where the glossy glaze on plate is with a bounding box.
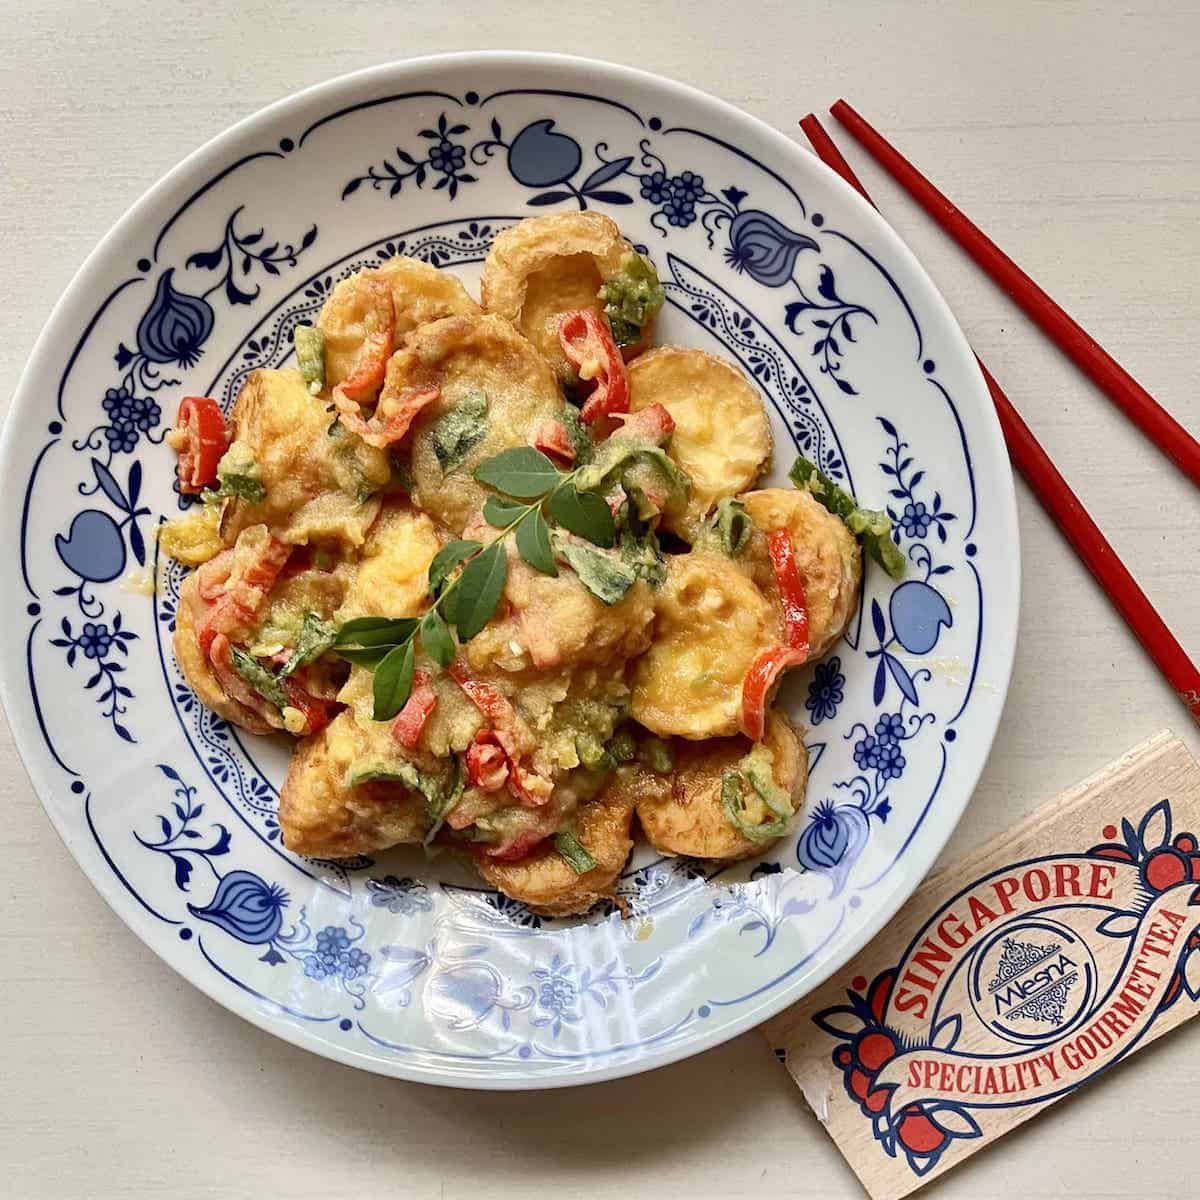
[0,53,1019,1088]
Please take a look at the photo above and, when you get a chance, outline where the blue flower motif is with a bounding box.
[669,170,705,202]
[723,209,819,288]
[874,712,905,746]
[135,269,215,368]
[78,622,113,659]
[367,875,432,916]
[640,170,671,203]
[806,655,844,725]
[315,926,351,955]
[104,423,138,453]
[102,386,136,423]
[507,119,582,189]
[853,734,882,772]
[186,870,289,945]
[662,195,697,227]
[339,946,371,980]
[429,139,466,176]
[537,974,578,1016]
[900,500,931,539]
[304,953,336,980]
[876,740,906,781]
[129,396,161,432]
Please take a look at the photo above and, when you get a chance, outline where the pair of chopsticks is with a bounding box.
[798,103,1200,726]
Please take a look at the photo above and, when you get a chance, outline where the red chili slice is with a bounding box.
[766,528,810,655]
[465,730,509,792]
[391,669,438,749]
[482,827,550,863]
[533,418,576,464]
[557,309,630,424]
[742,645,809,741]
[281,677,333,736]
[194,535,291,656]
[173,396,228,494]
[331,279,394,408]
[612,402,675,445]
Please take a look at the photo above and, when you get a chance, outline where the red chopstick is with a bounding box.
[798,113,1200,726]
[828,99,1200,489]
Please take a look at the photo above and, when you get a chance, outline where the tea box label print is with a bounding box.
[764,731,1200,1200]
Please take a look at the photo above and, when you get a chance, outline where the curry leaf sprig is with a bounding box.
[333,446,622,721]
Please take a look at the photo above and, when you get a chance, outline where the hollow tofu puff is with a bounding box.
[395,314,565,532]
[336,503,442,622]
[635,710,807,860]
[221,368,390,548]
[476,774,638,916]
[317,256,481,390]
[173,572,276,735]
[278,709,430,858]
[480,212,631,378]
[628,347,772,540]
[632,551,779,739]
[741,487,862,660]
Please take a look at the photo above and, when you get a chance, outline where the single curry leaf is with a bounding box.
[516,508,558,576]
[372,640,415,721]
[452,542,508,640]
[428,539,481,596]
[548,484,616,548]
[419,608,456,669]
[474,447,562,498]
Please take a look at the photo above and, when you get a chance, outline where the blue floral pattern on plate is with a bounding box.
[2,57,1018,1087]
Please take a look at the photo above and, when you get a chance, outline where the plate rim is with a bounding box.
[0,50,1020,1089]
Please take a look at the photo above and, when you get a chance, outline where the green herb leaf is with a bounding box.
[372,640,415,721]
[619,529,666,588]
[601,251,665,344]
[548,484,616,547]
[560,404,594,465]
[428,539,482,596]
[348,761,419,788]
[516,508,558,576]
[423,757,464,848]
[452,541,508,640]
[280,613,337,678]
[575,733,614,772]
[713,497,752,555]
[789,454,905,580]
[229,647,288,711]
[638,735,674,774]
[334,616,418,649]
[482,495,529,529]
[554,829,597,874]
[419,608,456,668]
[720,771,791,843]
[293,324,326,395]
[554,535,637,605]
[431,389,488,474]
[607,729,637,764]
[474,446,562,498]
[217,473,267,503]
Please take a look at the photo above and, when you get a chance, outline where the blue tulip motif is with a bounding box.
[723,209,819,287]
[507,119,583,189]
[136,269,215,368]
[55,509,126,583]
[797,800,871,896]
[188,869,289,944]
[889,580,953,656]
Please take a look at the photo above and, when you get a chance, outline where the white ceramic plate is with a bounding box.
[0,53,1019,1088]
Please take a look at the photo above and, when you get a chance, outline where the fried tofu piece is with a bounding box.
[318,256,481,390]
[480,212,632,378]
[632,551,778,739]
[628,346,772,540]
[278,709,428,858]
[635,710,807,860]
[741,487,862,659]
[391,313,565,532]
[221,368,390,548]
[476,772,638,916]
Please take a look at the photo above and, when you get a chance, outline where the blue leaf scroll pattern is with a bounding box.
[343,116,876,395]
[797,414,954,889]
[49,611,138,742]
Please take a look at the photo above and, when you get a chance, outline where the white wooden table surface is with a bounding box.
[3,3,1198,1197]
